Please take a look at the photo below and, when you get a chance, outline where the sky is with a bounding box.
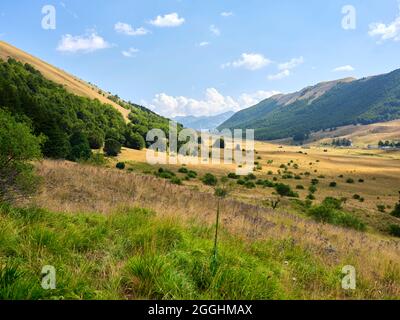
[0,0,400,117]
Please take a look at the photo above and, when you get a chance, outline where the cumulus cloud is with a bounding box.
[209,25,221,36]
[222,53,271,71]
[332,65,355,72]
[221,12,233,17]
[267,69,290,80]
[150,13,185,27]
[57,32,111,53]
[114,22,149,36]
[147,88,280,117]
[198,41,210,47]
[122,48,139,58]
[368,16,400,42]
[278,56,304,70]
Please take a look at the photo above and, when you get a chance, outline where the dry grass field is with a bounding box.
[27,159,400,299]
[114,142,400,233]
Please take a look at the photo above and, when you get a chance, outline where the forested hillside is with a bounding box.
[219,69,400,141]
[0,58,170,160]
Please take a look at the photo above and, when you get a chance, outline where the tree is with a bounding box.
[104,139,121,157]
[201,173,218,186]
[0,110,43,202]
[68,131,92,161]
[88,131,104,149]
[125,131,145,150]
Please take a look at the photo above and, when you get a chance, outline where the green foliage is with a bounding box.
[116,162,126,170]
[0,110,43,202]
[0,59,129,159]
[227,173,239,179]
[346,178,355,184]
[88,131,104,149]
[391,202,400,218]
[170,177,182,185]
[125,130,145,150]
[307,198,365,231]
[68,131,92,161]
[389,224,400,237]
[329,182,337,188]
[275,183,298,198]
[202,173,218,186]
[104,139,121,157]
[219,68,400,140]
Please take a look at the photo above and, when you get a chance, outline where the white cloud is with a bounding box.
[267,69,290,80]
[221,12,233,17]
[368,16,400,42]
[57,32,111,53]
[332,65,355,72]
[149,13,185,27]
[222,53,271,71]
[147,88,280,117]
[114,22,149,36]
[209,25,221,36]
[122,48,139,58]
[198,41,210,47]
[278,56,304,70]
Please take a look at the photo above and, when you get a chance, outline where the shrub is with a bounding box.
[187,170,198,179]
[391,202,400,218]
[68,131,92,162]
[116,162,125,170]
[178,167,189,174]
[237,179,245,186]
[246,173,257,180]
[202,173,218,186]
[244,181,256,189]
[311,179,319,185]
[306,194,316,200]
[377,204,386,213]
[353,194,361,200]
[125,131,145,150]
[358,179,365,183]
[309,185,317,194]
[308,204,365,231]
[227,173,239,179]
[170,177,182,185]
[104,139,122,156]
[329,182,337,187]
[275,183,298,198]
[322,197,343,210]
[389,224,400,237]
[296,185,305,190]
[346,178,355,184]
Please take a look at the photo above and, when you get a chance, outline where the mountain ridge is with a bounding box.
[219,69,400,140]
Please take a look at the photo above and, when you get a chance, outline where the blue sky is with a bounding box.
[1,0,400,117]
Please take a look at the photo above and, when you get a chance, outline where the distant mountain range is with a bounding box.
[219,69,400,141]
[174,111,235,130]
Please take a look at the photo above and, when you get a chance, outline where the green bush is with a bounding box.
[308,203,365,231]
[178,167,189,174]
[329,182,337,188]
[201,173,218,186]
[187,170,198,179]
[244,181,256,189]
[227,173,239,179]
[116,162,126,170]
[389,224,400,237]
[346,178,355,184]
[125,131,145,150]
[391,202,400,218]
[88,132,104,149]
[104,139,122,157]
[275,183,298,198]
[170,177,182,185]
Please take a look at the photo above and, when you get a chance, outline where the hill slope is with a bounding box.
[0,41,130,121]
[219,69,400,140]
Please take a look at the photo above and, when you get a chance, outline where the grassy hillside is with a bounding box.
[219,69,400,140]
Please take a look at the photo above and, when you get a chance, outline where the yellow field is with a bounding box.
[115,141,400,233]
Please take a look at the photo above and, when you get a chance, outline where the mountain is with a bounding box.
[219,69,400,141]
[173,111,235,130]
